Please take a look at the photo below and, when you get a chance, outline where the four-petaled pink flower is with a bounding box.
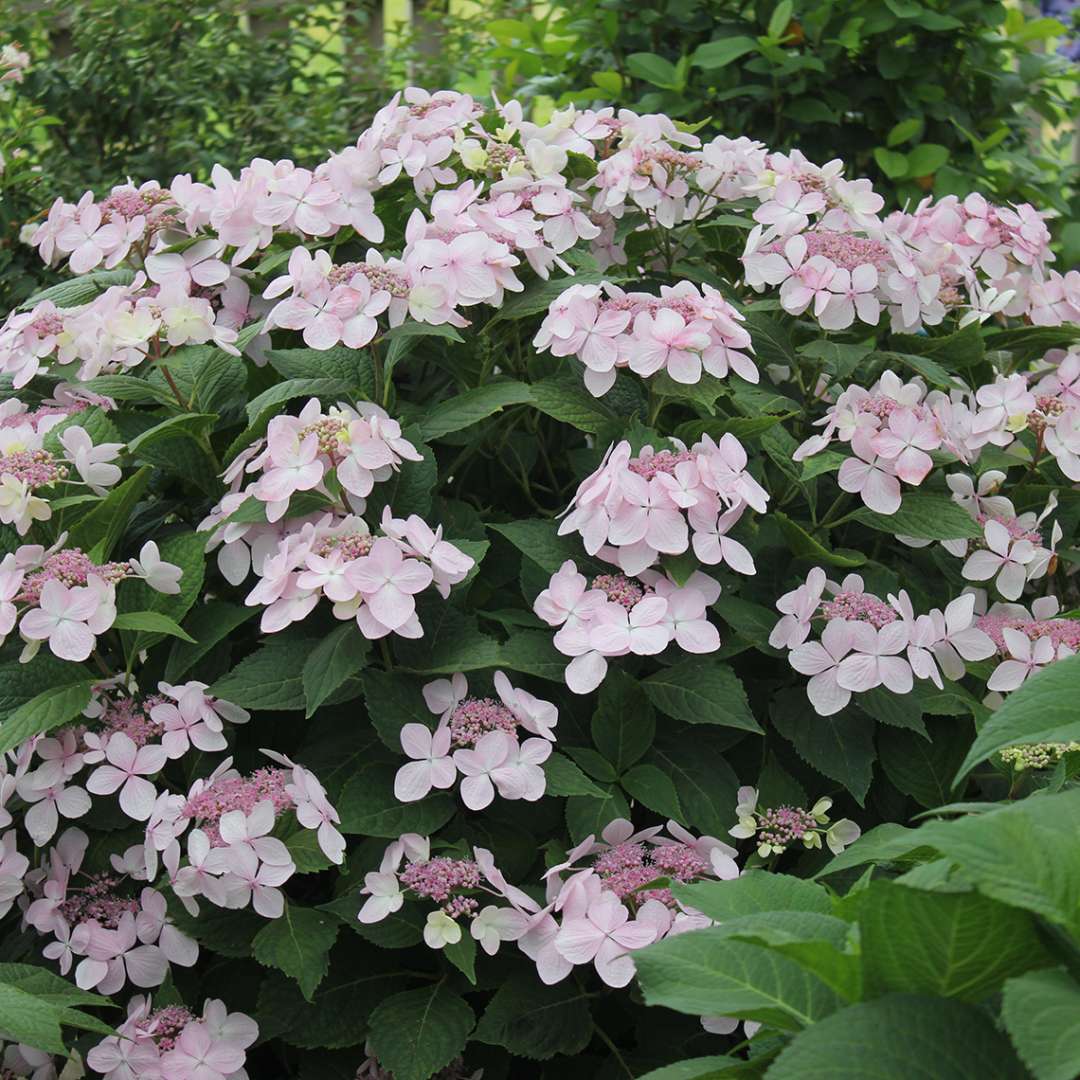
[85,733,167,821]
[554,890,657,987]
[394,723,457,802]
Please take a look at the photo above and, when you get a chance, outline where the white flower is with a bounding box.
[423,910,462,949]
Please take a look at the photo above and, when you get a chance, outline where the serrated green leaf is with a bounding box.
[766,994,1026,1079]
[302,622,370,717]
[859,881,1050,1001]
[1001,967,1080,1080]
[474,974,594,1060]
[0,681,94,755]
[530,372,615,433]
[66,465,151,559]
[635,932,842,1030]
[592,669,654,773]
[643,658,760,733]
[337,764,455,838]
[252,902,339,1001]
[544,752,608,797]
[853,492,981,540]
[771,690,876,804]
[367,983,475,1080]
[111,610,196,642]
[418,380,532,441]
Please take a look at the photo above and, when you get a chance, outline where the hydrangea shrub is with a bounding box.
[0,85,1077,1079]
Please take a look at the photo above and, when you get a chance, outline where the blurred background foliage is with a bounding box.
[2,0,1079,304]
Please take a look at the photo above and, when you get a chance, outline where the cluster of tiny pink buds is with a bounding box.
[534,280,755,396]
[56,872,139,930]
[448,697,518,748]
[400,856,481,908]
[819,589,898,628]
[592,839,710,909]
[590,573,649,610]
[181,767,294,845]
[17,549,128,605]
[0,449,68,489]
[730,788,860,858]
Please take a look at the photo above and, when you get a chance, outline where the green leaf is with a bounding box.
[775,512,866,568]
[19,267,135,311]
[878,721,967,808]
[544,753,608,797]
[257,958,406,1052]
[78,375,177,407]
[592,669,654,774]
[771,691,876,804]
[742,315,797,369]
[955,653,1080,781]
[121,530,207,650]
[853,492,982,540]
[66,465,152,559]
[474,974,594,1060]
[265,346,375,395]
[110,611,196,642]
[880,349,956,390]
[361,669,431,751]
[621,763,684,820]
[0,984,65,1055]
[444,931,477,985]
[859,881,1051,1001]
[367,983,475,1080]
[649,733,740,838]
[337,764,455,838]
[210,640,308,710]
[491,519,600,575]
[635,932,842,1030]
[530,372,616,433]
[887,117,924,147]
[856,686,927,737]
[498,629,566,682]
[565,787,631,843]
[382,322,465,380]
[643,658,760,733]
[675,871,832,921]
[487,271,605,324]
[1001,968,1080,1080]
[874,147,909,179]
[164,601,256,682]
[251,902,339,1002]
[914,790,1080,937]
[766,994,1027,1079]
[906,143,950,177]
[637,1057,754,1080]
[244,377,353,423]
[691,36,758,68]
[418,380,532,440]
[127,412,217,454]
[626,51,680,88]
[394,599,500,674]
[302,622,370,718]
[0,681,94,755]
[799,451,848,481]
